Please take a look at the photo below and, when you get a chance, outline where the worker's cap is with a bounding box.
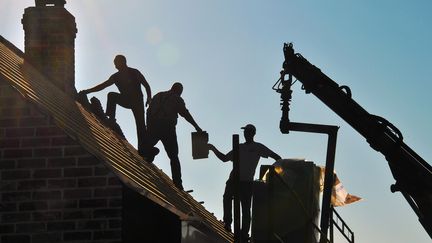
[241,124,256,134]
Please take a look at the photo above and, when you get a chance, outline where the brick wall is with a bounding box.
[0,80,123,243]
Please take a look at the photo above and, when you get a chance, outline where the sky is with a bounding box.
[1,0,432,242]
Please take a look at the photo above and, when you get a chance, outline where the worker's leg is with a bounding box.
[160,125,183,190]
[106,92,134,119]
[223,177,234,231]
[240,181,253,241]
[131,101,146,155]
[142,121,161,163]
[106,92,121,119]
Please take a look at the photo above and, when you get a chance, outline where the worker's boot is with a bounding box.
[174,182,184,191]
[241,233,250,243]
[223,223,232,232]
[142,146,159,163]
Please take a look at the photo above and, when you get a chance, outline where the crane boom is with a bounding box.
[276,43,432,238]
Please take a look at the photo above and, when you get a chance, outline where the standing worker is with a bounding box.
[145,82,202,190]
[208,124,281,242]
[80,55,152,155]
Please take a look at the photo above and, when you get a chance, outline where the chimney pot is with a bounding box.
[35,0,66,7]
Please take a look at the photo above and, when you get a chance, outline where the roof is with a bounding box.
[0,35,233,242]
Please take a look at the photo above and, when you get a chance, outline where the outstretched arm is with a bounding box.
[179,108,202,132]
[80,79,114,95]
[208,144,231,162]
[261,144,282,161]
[270,151,282,161]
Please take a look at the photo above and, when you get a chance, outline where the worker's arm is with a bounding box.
[269,151,282,161]
[80,78,115,95]
[208,144,231,162]
[260,144,281,161]
[178,105,202,132]
[181,110,202,132]
[138,71,152,106]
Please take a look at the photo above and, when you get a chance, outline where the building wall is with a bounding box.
[122,186,182,243]
[0,79,123,243]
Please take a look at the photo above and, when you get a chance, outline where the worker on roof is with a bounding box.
[79,55,152,156]
[145,82,202,190]
[208,124,281,242]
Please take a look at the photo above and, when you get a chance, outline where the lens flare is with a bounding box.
[146,27,163,45]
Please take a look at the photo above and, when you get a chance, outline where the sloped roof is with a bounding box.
[0,35,233,243]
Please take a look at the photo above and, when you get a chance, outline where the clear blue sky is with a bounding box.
[1,1,431,242]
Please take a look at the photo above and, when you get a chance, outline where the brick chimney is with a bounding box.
[22,0,77,95]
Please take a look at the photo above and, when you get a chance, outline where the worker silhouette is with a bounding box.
[208,124,281,242]
[80,55,152,155]
[145,82,202,190]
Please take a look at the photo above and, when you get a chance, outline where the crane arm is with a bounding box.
[276,43,432,238]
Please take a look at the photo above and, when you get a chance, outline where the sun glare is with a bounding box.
[76,1,115,53]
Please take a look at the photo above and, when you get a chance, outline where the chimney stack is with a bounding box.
[22,0,77,95]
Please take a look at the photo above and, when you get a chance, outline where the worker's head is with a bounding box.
[241,124,256,142]
[171,82,183,96]
[114,55,127,71]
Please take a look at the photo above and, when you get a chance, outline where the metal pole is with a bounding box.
[329,207,334,243]
[233,134,241,243]
[278,121,339,242]
[319,129,338,243]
